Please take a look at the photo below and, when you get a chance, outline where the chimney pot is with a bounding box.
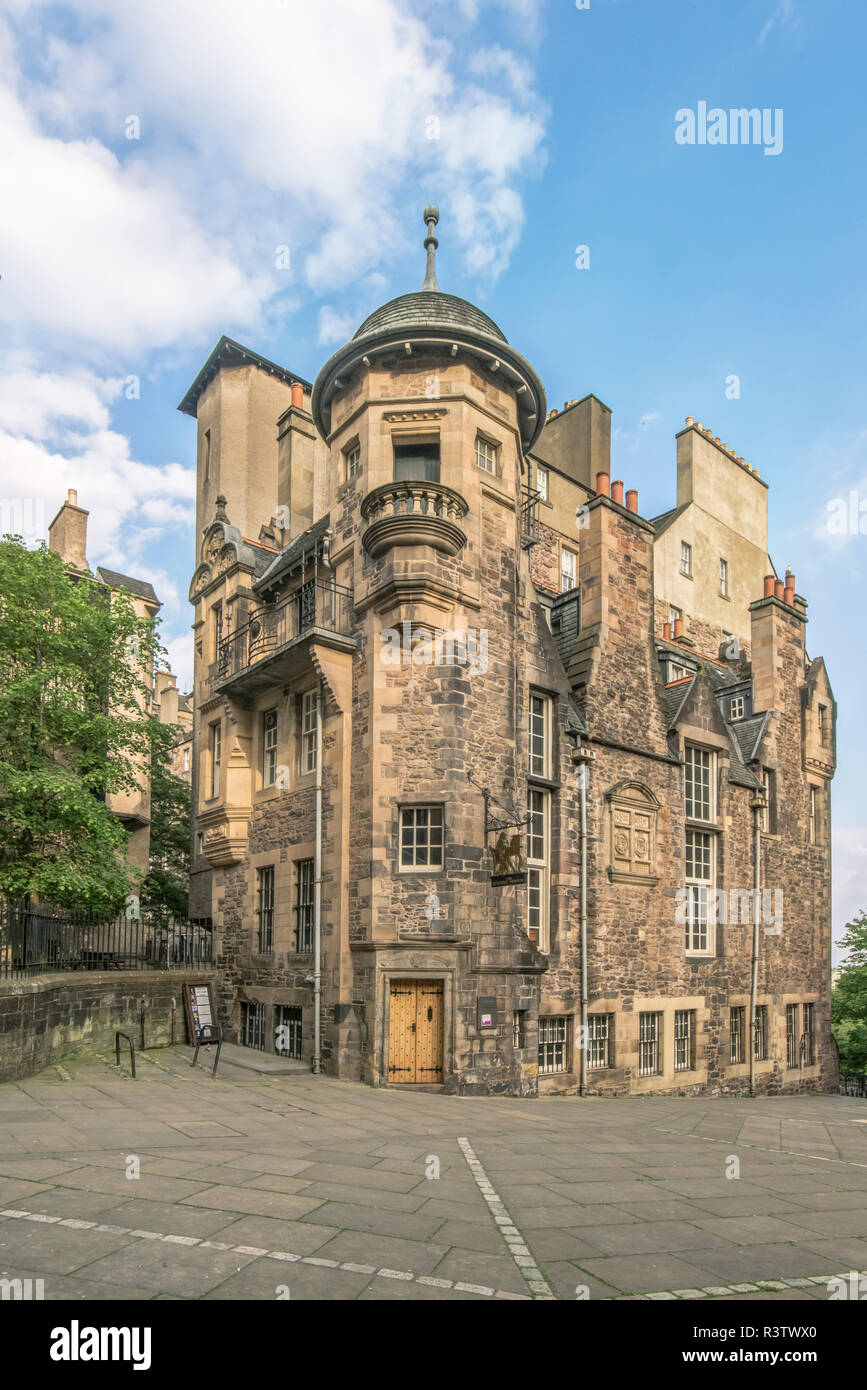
[663,621,672,640]
[68,488,77,505]
[673,617,683,639]
[685,416,694,426]
[763,575,776,598]
[774,580,785,600]
[291,381,304,409]
[595,472,610,497]
[626,488,638,513]
[611,479,624,505]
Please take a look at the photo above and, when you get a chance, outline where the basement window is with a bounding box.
[730,1006,746,1065]
[241,1001,266,1052]
[754,1005,768,1061]
[588,1014,613,1069]
[638,1012,662,1076]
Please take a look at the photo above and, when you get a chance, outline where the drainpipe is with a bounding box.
[573,740,594,1097]
[313,679,324,1075]
[749,790,765,1098]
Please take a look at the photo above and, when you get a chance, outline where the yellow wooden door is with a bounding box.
[388,980,443,1083]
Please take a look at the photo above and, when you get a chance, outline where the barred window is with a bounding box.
[588,1014,612,1070]
[674,1010,696,1072]
[400,805,443,869]
[294,859,314,953]
[638,1012,662,1076]
[256,865,275,953]
[529,691,551,778]
[526,787,550,951]
[685,829,714,954]
[276,1005,302,1060]
[684,744,714,821]
[475,436,498,474]
[538,1016,568,1074]
[301,689,318,775]
[263,709,278,787]
[730,1006,746,1065]
[754,1005,768,1061]
[241,1001,266,1052]
[786,1004,799,1067]
[802,1003,814,1065]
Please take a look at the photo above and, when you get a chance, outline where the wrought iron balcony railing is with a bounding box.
[217,580,354,684]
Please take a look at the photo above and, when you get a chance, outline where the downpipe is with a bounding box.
[573,740,594,1097]
[749,790,765,1098]
[313,679,323,1076]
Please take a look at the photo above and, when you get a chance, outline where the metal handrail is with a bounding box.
[115,1031,136,1079]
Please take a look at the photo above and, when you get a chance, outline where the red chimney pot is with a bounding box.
[596,472,610,497]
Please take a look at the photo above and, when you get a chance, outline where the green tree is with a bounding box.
[0,535,161,914]
[140,719,191,923]
[832,909,867,1073]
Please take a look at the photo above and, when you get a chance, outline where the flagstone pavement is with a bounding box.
[1,1048,866,1302]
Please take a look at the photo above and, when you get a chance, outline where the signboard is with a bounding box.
[182,982,215,1043]
[477,996,497,1030]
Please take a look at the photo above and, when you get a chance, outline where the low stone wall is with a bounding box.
[0,970,215,1082]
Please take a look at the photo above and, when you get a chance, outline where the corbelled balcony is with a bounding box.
[214,579,354,695]
[361,480,469,559]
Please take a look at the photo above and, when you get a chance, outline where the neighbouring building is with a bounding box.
[47,489,189,874]
[181,209,836,1096]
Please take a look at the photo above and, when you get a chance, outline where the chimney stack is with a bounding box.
[784,568,796,605]
[48,488,89,571]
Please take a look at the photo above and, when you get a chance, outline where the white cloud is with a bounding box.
[833,825,867,962]
[317,306,361,347]
[758,0,797,47]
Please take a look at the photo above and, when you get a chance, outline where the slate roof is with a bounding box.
[354,291,507,345]
[730,711,769,766]
[254,515,331,596]
[95,567,159,605]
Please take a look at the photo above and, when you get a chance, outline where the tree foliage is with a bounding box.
[0,536,161,914]
[140,718,191,923]
[832,909,867,1074]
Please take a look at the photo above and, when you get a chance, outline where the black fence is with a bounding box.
[840,1074,867,1098]
[0,899,213,979]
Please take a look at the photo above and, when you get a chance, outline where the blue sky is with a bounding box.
[1,0,864,946]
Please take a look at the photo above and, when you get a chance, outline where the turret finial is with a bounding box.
[422,205,440,292]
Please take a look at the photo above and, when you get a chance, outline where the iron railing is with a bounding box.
[0,899,213,979]
[840,1074,867,1098]
[521,486,541,548]
[217,580,353,684]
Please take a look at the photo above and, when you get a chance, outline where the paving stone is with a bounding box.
[0,1220,135,1275]
[312,1229,449,1275]
[569,1252,723,1296]
[430,1249,529,1295]
[298,1202,445,1241]
[180,1185,326,1220]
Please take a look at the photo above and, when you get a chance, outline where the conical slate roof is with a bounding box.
[354,291,507,345]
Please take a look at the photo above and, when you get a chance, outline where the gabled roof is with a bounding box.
[177,336,312,418]
[649,502,689,536]
[95,567,160,606]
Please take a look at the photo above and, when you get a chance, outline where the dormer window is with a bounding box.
[668,661,690,682]
[394,440,440,483]
[729,695,745,720]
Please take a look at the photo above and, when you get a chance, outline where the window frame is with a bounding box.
[730,1005,746,1065]
[680,541,692,577]
[474,434,498,475]
[536,466,549,501]
[674,1009,696,1072]
[399,804,444,872]
[393,438,441,483]
[262,708,278,788]
[684,828,714,955]
[754,1004,768,1061]
[719,557,729,597]
[638,1011,663,1077]
[528,690,552,779]
[344,442,362,480]
[209,720,222,799]
[684,744,716,823]
[256,864,275,954]
[300,689,318,776]
[560,546,577,593]
[538,1016,569,1075]
[588,1013,613,1070]
[729,695,745,721]
[786,1003,799,1067]
[526,786,551,951]
[294,859,314,953]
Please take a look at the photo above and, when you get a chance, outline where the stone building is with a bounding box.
[181,209,836,1096]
